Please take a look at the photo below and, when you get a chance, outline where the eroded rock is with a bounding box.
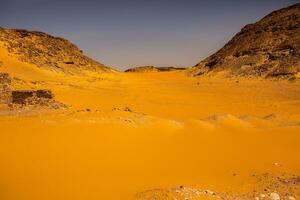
[0,73,12,104]
[1,73,66,110]
[0,28,114,74]
[11,90,53,104]
[190,3,300,78]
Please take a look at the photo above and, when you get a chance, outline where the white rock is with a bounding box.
[270,193,280,200]
[260,194,266,198]
[288,196,296,200]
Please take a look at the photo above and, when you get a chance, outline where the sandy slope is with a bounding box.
[1,49,300,199]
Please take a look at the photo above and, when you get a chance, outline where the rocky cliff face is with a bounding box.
[0,28,114,74]
[190,3,300,78]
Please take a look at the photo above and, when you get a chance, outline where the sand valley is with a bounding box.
[1,3,300,200]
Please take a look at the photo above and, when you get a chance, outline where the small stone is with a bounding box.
[205,190,216,196]
[270,192,280,200]
[124,107,132,112]
[260,194,266,198]
[288,196,296,200]
[274,163,280,166]
[255,197,260,200]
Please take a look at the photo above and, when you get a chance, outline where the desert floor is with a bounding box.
[1,57,300,199]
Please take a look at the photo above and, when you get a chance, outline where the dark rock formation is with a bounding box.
[10,89,66,109]
[190,3,300,78]
[11,90,53,104]
[0,73,12,104]
[157,67,186,72]
[0,28,115,74]
[0,73,11,85]
[125,66,159,73]
[1,73,66,109]
[36,90,54,99]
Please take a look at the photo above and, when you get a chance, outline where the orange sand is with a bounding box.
[1,45,300,200]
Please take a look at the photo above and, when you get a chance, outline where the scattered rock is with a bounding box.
[113,107,133,112]
[12,90,53,104]
[36,89,54,99]
[204,190,216,196]
[135,172,300,200]
[270,192,280,200]
[124,107,132,112]
[0,73,67,110]
[136,187,220,200]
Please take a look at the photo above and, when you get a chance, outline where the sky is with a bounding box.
[0,0,299,70]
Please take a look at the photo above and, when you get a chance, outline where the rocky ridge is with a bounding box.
[190,3,300,79]
[0,28,114,74]
[125,66,186,73]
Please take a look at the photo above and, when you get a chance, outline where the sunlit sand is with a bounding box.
[1,46,300,199]
[1,3,300,199]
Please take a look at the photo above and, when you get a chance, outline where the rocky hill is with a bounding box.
[189,3,300,79]
[125,66,186,73]
[0,28,114,74]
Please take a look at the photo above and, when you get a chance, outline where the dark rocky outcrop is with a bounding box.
[0,73,66,109]
[11,90,53,104]
[190,3,300,78]
[125,66,159,73]
[0,73,12,104]
[125,66,186,73]
[0,28,115,74]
